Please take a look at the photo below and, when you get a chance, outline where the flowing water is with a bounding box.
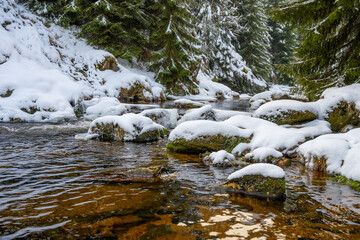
[1,100,360,239]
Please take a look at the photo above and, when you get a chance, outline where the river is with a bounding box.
[1,100,360,239]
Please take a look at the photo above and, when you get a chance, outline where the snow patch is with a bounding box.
[228,163,285,180]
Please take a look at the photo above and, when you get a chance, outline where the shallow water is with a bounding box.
[1,101,360,239]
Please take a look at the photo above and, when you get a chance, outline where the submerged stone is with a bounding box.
[83,167,175,183]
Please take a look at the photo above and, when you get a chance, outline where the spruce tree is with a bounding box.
[266,0,297,85]
[195,0,265,92]
[147,0,200,95]
[23,0,150,60]
[235,0,272,81]
[271,0,360,99]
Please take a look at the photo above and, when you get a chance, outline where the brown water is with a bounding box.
[1,102,360,239]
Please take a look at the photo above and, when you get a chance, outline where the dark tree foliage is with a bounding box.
[146,0,200,94]
[271,0,360,99]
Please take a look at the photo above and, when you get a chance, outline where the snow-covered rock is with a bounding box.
[178,105,216,124]
[167,120,252,153]
[140,108,178,129]
[87,114,167,142]
[254,100,318,125]
[202,150,239,168]
[298,128,360,182]
[245,147,283,163]
[250,89,290,110]
[225,115,331,156]
[174,99,204,109]
[315,84,360,132]
[224,163,286,199]
[178,105,250,124]
[84,97,127,120]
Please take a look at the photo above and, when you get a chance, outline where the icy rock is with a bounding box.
[254,100,318,125]
[167,120,252,153]
[224,163,286,199]
[174,99,204,109]
[202,150,240,168]
[88,114,167,142]
[140,108,179,129]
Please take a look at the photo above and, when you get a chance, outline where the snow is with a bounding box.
[178,105,249,124]
[196,70,240,99]
[88,113,165,141]
[84,97,127,120]
[225,115,331,155]
[0,0,165,122]
[254,100,318,118]
[209,150,236,165]
[140,108,179,129]
[228,163,285,180]
[245,147,283,162]
[298,128,360,181]
[250,90,290,104]
[169,120,252,142]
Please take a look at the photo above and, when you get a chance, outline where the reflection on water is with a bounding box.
[1,102,360,239]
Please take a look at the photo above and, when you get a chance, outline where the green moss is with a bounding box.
[260,110,317,125]
[331,175,360,191]
[166,135,251,154]
[0,89,13,98]
[225,175,286,199]
[325,101,359,132]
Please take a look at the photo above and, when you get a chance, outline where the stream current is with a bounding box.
[1,100,360,239]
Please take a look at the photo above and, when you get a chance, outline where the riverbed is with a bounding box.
[1,100,360,239]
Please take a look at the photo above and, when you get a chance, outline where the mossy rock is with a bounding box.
[166,134,250,154]
[331,175,360,191]
[223,175,286,199]
[90,122,167,142]
[0,89,13,98]
[325,101,360,132]
[119,82,152,102]
[97,56,120,72]
[260,110,317,125]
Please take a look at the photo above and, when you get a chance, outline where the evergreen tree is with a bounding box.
[266,0,297,85]
[235,0,272,81]
[271,0,360,99]
[195,0,265,92]
[24,0,150,60]
[147,0,200,94]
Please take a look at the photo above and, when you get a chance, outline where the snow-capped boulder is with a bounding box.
[87,114,167,142]
[140,108,179,129]
[84,97,127,120]
[178,105,216,124]
[224,163,286,199]
[254,100,318,125]
[315,85,360,132]
[167,120,252,153]
[245,147,283,163]
[202,150,240,168]
[174,99,204,109]
[298,128,360,182]
[250,90,291,110]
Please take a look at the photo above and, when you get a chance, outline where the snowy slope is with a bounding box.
[0,0,238,122]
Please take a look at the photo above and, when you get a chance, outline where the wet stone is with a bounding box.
[223,175,286,200]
